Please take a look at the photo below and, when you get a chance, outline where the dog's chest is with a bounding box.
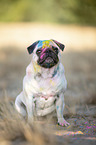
[35,76,58,95]
[29,73,66,97]
[25,63,67,97]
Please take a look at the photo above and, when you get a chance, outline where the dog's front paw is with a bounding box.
[58,118,70,127]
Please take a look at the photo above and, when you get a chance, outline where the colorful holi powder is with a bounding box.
[40,87,43,91]
[86,126,92,129]
[55,118,96,137]
[40,53,45,59]
[55,130,83,136]
[84,122,88,124]
[38,41,43,48]
[93,125,96,128]
[42,41,50,48]
[38,40,52,49]
[50,79,55,86]
[33,62,41,73]
[56,106,59,110]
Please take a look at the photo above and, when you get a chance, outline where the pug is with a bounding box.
[15,39,70,126]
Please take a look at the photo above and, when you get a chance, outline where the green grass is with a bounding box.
[0,0,96,26]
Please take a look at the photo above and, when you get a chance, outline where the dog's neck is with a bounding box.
[32,61,59,79]
[41,65,59,79]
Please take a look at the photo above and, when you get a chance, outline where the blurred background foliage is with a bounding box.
[0,0,96,26]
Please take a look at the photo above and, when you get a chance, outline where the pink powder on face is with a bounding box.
[40,47,50,59]
[41,95,53,100]
[42,47,48,53]
[40,53,45,59]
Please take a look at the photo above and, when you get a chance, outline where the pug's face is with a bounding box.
[36,43,59,68]
[27,40,65,69]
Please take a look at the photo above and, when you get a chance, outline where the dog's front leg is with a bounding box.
[26,95,34,122]
[56,92,70,126]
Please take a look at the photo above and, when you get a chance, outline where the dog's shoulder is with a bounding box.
[26,63,34,77]
[57,63,65,77]
[56,63,67,92]
[23,63,34,86]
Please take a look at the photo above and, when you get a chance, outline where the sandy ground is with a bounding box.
[0,23,96,145]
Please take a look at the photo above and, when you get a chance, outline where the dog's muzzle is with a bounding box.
[37,48,59,68]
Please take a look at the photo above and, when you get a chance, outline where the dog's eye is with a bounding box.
[53,47,58,54]
[36,49,41,55]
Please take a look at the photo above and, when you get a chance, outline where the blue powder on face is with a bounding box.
[38,41,43,48]
[37,40,52,48]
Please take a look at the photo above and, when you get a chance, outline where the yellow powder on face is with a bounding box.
[33,62,41,73]
[42,40,50,48]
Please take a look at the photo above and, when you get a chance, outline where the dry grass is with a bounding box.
[0,95,55,145]
[0,95,96,145]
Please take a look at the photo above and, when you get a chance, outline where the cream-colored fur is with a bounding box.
[15,41,70,126]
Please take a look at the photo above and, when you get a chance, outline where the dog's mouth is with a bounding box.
[37,52,59,68]
[45,57,54,63]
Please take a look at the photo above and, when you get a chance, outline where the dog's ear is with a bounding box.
[27,41,39,54]
[52,39,65,51]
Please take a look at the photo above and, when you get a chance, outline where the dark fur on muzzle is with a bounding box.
[37,48,59,68]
